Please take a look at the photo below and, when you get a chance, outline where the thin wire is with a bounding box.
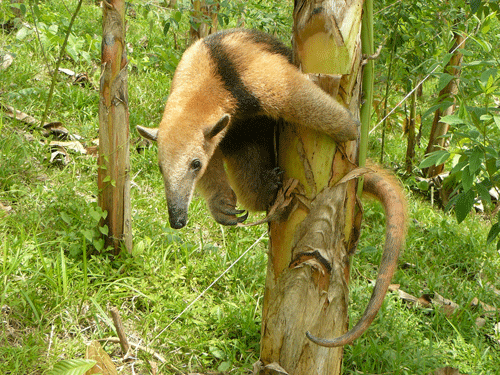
[151,231,267,344]
[369,33,471,135]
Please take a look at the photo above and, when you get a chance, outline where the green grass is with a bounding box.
[1,1,500,374]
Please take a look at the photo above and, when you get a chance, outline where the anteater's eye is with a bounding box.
[190,159,202,171]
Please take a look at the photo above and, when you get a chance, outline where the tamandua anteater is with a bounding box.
[137,28,359,229]
[137,28,406,347]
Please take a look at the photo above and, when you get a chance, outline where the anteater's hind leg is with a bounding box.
[220,116,281,212]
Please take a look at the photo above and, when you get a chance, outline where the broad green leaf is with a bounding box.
[494,115,500,130]
[419,150,450,169]
[417,180,429,191]
[98,225,109,236]
[422,101,454,119]
[89,210,99,222]
[437,73,454,92]
[440,114,465,125]
[461,166,473,192]
[60,212,72,225]
[94,238,105,252]
[15,26,32,40]
[481,19,491,34]
[210,346,226,359]
[471,35,492,52]
[218,361,232,372]
[470,0,481,14]
[468,148,483,174]
[81,229,94,243]
[173,10,182,22]
[486,157,497,177]
[484,146,498,159]
[163,22,170,36]
[47,359,96,375]
[455,189,475,224]
[476,182,492,205]
[450,160,467,174]
[487,223,500,245]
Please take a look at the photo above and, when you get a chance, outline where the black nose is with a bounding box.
[170,217,186,229]
[168,202,188,229]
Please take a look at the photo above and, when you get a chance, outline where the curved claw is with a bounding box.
[306,170,407,347]
[273,166,285,177]
[212,204,249,226]
[236,211,249,223]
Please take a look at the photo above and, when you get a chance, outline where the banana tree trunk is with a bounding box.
[98,0,132,254]
[256,1,364,373]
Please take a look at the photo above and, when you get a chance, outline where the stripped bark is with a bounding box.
[425,31,465,177]
[98,0,132,254]
[256,1,363,373]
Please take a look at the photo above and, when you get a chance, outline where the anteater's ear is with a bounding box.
[137,125,159,141]
[204,114,230,140]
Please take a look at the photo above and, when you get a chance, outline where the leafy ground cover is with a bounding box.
[1,1,499,374]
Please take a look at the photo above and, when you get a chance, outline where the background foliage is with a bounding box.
[0,0,499,374]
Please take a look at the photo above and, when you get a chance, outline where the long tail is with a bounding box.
[306,170,407,347]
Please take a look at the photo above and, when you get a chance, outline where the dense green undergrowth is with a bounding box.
[1,1,499,374]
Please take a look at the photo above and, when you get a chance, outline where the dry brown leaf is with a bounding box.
[49,146,71,165]
[86,146,99,156]
[42,122,69,139]
[333,167,374,186]
[253,361,289,375]
[388,284,400,291]
[74,72,91,87]
[475,317,487,328]
[401,262,416,269]
[49,140,86,155]
[1,53,13,70]
[0,202,12,215]
[85,340,118,375]
[59,68,76,76]
[388,284,432,308]
[485,282,500,296]
[0,103,40,128]
[470,297,500,313]
[428,292,459,317]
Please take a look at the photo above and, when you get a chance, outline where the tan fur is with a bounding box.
[141,29,359,228]
[138,29,408,348]
[219,33,357,141]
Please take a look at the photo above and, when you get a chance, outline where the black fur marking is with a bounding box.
[242,29,293,64]
[203,29,293,115]
[204,31,261,114]
[219,115,276,164]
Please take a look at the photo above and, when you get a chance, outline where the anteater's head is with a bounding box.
[137,114,230,229]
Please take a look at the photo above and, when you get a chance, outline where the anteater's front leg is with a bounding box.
[196,148,248,226]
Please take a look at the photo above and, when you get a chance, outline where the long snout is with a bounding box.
[165,188,193,229]
[168,202,188,229]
